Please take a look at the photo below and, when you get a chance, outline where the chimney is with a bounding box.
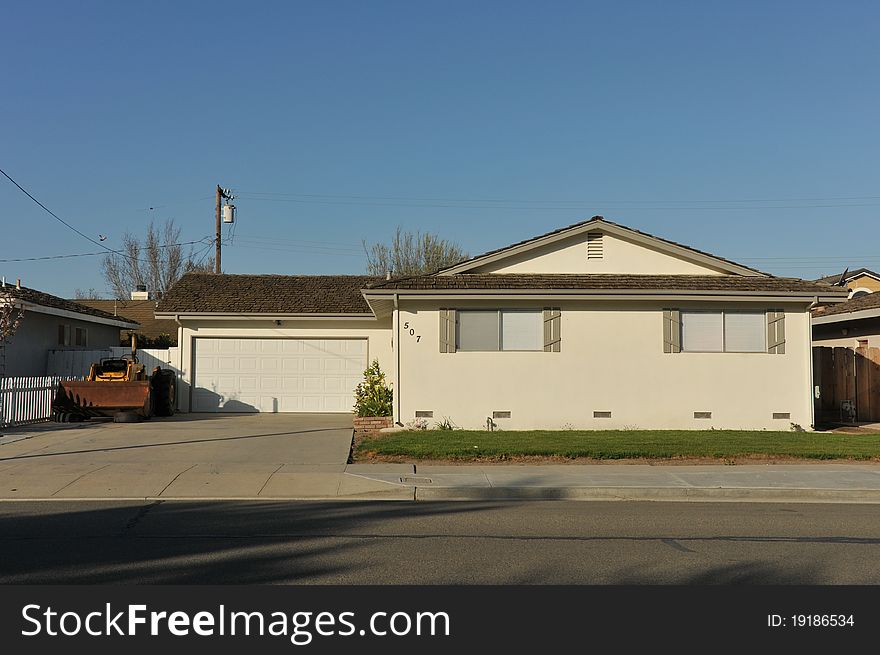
[130,284,150,301]
[385,270,392,280]
[16,278,21,290]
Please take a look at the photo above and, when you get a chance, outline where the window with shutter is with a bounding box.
[455,310,545,352]
[675,311,774,353]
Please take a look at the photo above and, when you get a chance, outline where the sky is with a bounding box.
[2,0,879,298]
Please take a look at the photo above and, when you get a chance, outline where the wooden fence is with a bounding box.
[813,346,880,423]
[0,376,78,428]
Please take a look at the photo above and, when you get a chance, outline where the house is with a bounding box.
[812,292,880,348]
[0,280,139,376]
[73,298,178,346]
[156,217,847,430]
[815,268,880,299]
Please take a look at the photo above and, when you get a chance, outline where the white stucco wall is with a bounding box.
[174,318,393,412]
[395,300,813,430]
[470,231,729,275]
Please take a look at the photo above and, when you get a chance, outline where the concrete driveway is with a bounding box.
[0,414,407,500]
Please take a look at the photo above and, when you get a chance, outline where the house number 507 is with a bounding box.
[402,322,421,342]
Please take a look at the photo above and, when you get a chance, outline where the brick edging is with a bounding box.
[353,416,393,435]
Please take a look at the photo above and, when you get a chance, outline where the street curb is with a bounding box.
[2,487,878,504]
[414,486,880,503]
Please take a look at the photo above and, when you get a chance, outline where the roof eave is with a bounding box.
[363,289,845,302]
[154,311,377,320]
[813,307,880,325]
[10,300,140,329]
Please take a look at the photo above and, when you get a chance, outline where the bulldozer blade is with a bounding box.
[55,380,153,418]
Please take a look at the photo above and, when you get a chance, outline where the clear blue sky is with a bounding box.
[2,0,879,297]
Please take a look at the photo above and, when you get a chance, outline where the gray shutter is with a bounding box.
[663,309,681,353]
[543,307,561,352]
[439,309,456,353]
[767,310,785,354]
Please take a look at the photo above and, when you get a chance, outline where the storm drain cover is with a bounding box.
[400,476,433,484]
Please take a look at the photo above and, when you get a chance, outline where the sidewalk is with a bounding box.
[1,459,879,502]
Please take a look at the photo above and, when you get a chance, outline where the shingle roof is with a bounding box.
[74,299,176,341]
[366,273,846,294]
[0,284,139,325]
[813,292,880,317]
[816,268,880,285]
[438,216,769,276]
[156,273,383,314]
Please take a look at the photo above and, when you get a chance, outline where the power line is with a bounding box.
[227,243,364,257]
[237,195,880,211]
[0,167,120,253]
[238,189,880,205]
[0,238,211,263]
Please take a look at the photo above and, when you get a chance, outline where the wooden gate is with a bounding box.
[813,346,880,423]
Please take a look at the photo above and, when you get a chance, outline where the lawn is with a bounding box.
[356,429,880,461]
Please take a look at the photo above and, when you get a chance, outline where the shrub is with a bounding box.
[353,359,393,417]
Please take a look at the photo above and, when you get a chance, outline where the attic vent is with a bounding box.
[586,232,604,260]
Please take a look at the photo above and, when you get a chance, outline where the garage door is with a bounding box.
[192,338,367,413]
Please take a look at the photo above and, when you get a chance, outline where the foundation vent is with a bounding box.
[415,410,434,418]
[772,412,791,420]
[593,411,612,418]
[693,411,712,419]
[492,411,511,419]
[586,231,604,260]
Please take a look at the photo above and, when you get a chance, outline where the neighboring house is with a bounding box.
[73,299,178,346]
[815,268,880,299]
[0,281,139,376]
[156,217,846,429]
[812,292,880,348]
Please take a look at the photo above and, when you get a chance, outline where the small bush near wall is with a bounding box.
[353,359,393,418]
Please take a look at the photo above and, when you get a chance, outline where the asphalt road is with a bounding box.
[0,500,878,584]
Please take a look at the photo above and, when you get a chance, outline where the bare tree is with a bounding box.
[73,287,102,299]
[101,219,213,299]
[364,227,467,277]
[0,290,25,375]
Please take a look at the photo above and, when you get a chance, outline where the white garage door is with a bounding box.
[192,338,367,413]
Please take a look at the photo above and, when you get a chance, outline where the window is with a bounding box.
[74,327,88,347]
[681,311,765,353]
[57,324,71,346]
[457,310,543,351]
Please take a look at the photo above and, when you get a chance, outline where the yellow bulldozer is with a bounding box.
[54,337,176,423]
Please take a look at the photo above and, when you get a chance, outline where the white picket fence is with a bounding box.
[0,376,79,428]
[47,347,180,379]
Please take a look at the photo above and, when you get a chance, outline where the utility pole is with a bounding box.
[215,185,234,274]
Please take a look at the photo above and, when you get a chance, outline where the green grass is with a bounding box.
[356,429,880,461]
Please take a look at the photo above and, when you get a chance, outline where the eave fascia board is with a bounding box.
[812,307,880,325]
[11,300,139,329]
[438,219,766,277]
[154,312,377,321]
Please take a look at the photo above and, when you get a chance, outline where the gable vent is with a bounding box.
[586,232,604,260]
